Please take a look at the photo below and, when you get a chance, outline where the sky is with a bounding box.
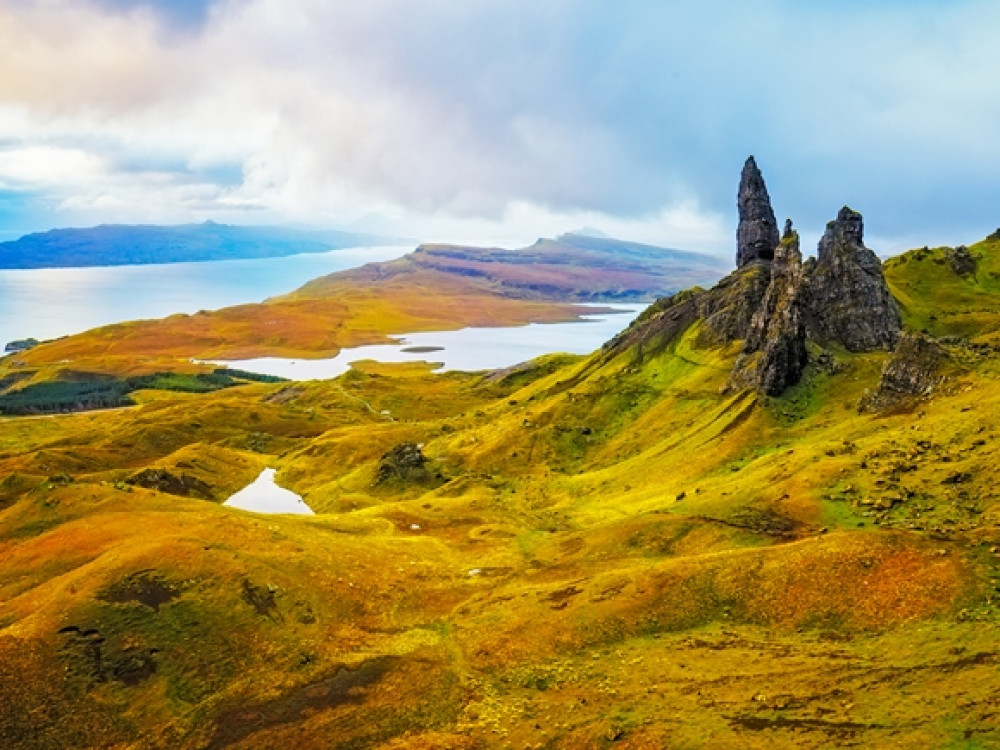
[1,0,999,257]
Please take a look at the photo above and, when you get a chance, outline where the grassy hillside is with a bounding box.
[884,232,1000,342]
[1,234,1000,747]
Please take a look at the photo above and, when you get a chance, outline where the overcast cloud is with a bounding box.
[0,0,998,255]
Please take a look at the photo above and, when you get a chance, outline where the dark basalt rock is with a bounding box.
[728,223,808,395]
[736,156,780,268]
[803,207,901,352]
[858,332,950,413]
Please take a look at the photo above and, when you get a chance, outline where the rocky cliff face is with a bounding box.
[736,156,780,268]
[728,222,808,395]
[803,207,901,352]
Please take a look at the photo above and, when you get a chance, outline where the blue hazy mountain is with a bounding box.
[0,221,404,269]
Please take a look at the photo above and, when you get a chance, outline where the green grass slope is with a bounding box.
[885,233,1000,341]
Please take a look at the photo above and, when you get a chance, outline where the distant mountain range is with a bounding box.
[0,221,404,269]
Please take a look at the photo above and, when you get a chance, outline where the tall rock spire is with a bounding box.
[736,156,779,268]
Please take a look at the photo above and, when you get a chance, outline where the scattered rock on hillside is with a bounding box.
[728,222,808,395]
[99,571,179,612]
[803,207,901,352]
[737,156,780,268]
[125,468,214,500]
[373,442,432,485]
[241,580,282,621]
[858,332,950,413]
[945,245,977,277]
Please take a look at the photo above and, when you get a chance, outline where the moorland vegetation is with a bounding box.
[1,161,1000,748]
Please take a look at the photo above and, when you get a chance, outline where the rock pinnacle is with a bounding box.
[736,156,779,268]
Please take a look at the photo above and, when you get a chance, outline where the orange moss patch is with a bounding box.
[740,536,964,628]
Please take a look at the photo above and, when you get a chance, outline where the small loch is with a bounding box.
[224,468,314,515]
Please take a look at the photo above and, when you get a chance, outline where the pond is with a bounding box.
[223,468,314,515]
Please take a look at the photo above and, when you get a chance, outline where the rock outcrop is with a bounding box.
[945,245,977,277]
[736,156,780,268]
[803,207,901,352]
[373,442,432,486]
[858,332,950,413]
[696,264,772,345]
[728,222,808,395]
[125,468,214,500]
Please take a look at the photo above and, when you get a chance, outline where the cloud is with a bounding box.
[0,0,999,252]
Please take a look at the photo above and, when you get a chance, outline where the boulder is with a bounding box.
[125,468,214,500]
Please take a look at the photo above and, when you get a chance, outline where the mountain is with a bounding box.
[0,221,403,268]
[296,232,729,303]
[2,162,1000,747]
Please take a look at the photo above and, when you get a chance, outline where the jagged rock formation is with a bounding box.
[803,207,902,352]
[728,222,808,395]
[607,160,905,397]
[858,332,950,412]
[736,156,780,268]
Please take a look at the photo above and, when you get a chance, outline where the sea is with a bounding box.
[0,245,410,350]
